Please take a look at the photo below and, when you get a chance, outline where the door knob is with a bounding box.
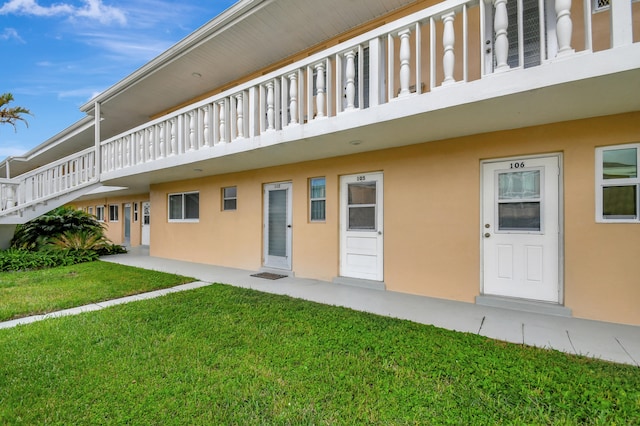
[484,233,491,238]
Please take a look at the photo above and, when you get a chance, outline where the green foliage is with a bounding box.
[0,261,194,322]
[11,206,105,251]
[47,230,108,251]
[6,206,126,272]
[0,248,98,272]
[0,92,31,131]
[0,284,638,424]
[96,243,128,256]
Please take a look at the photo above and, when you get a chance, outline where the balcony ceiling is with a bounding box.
[85,0,416,140]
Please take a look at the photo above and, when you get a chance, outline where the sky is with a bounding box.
[0,0,237,160]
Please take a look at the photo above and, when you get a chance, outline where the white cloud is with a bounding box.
[0,0,74,17]
[0,0,126,25]
[81,31,169,61]
[0,143,29,157]
[0,27,24,42]
[58,87,102,100]
[73,0,126,25]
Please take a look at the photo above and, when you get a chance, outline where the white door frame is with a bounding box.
[340,172,384,281]
[141,201,150,246]
[480,153,563,303]
[123,203,131,246]
[263,182,293,270]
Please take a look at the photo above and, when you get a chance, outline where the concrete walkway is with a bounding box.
[2,247,639,366]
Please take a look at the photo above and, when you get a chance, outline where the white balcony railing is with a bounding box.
[90,0,634,173]
[0,147,97,216]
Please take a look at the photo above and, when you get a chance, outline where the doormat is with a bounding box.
[250,272,287,280]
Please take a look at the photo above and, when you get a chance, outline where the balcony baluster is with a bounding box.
[493,0,510,71]
[399,30,412,96]
[315,62,326,118]
[218,101,227,143]
[169,119,177,156]
[345,51,357,109]
[266,82,276,130]
[236,94,245,138]
[555,0,574,56]
[288,73,299,124]
[203,106,211,147]
[442,13,456,85]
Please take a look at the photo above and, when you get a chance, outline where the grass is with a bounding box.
[1,283,638,424]
[0,261,194,321]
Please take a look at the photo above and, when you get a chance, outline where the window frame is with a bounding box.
[593,0,610,12]
[222,186,237,211]
[109,204,119,222]
[168,191,200,222]
[309,177,326,222]
[593,0,639,13]
[95,205,105,222]
[595,143,640,223]
[133,202,139,222]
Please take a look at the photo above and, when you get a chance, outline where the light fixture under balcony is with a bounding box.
[191,72,202,78]
[193,168,203,172]
[349,140,362,146]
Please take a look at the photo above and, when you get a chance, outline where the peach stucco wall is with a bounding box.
[146,112,639,325]
[72,194,148,247]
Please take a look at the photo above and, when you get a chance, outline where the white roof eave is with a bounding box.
[80,0,271,114]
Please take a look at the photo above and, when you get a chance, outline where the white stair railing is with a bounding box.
[0,147,97,217]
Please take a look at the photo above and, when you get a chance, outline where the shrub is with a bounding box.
[47,230,108,251]
[97,243,128,256]
[0,248,99,272]
[11,206,105,251]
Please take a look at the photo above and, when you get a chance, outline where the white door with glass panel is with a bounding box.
[141,202,150,245]
[482,156,560,302]
[340,172,383,281]
[123,203,131,246]
[264,182,292,270]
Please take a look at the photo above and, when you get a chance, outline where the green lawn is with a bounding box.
[1,283,638,424]
[0,261,194,321]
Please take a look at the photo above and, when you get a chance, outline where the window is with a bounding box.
[309,177,326,221]
[143,203,150,225]
[133,203,139,222]
[109,205,119,222]
[95,205,105,222]
[594,0,640,12]
[168,192,199,221]
[88,206,94,216]
[596,144,640,222]
[347,181,376,230]
[497,170,541,231]
[222,186,237,211]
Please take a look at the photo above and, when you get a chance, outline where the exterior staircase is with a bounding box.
[0,147,99,248]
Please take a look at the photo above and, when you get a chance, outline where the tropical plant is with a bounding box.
[47,230,108,251]
[11,206,106,251]
[0,93,31,131]
[96,243,128,256]
[0,248,98,272]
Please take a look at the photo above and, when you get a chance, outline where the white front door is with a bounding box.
[482,155,560,303]
[123,203,131,246]
[340,172,383,281]
[263,182,292,270]
[141,202,150,245]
